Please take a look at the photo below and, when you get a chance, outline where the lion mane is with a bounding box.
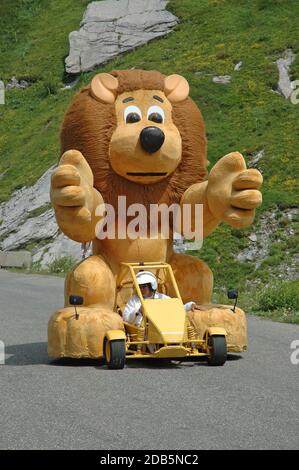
[61,69,208,212]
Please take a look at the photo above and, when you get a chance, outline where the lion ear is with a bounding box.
[164,74,189,103]
[90,73,119,104]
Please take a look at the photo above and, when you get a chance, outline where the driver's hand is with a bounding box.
[191,303,205,311]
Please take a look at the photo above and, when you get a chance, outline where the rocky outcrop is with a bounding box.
[0,167,84,268]
[1,209,57,252]
[236,208,299,281]
[0,167,53,238]
[65,0,179,74]
[275,49,296,99]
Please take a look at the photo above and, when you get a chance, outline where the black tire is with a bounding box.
[104,337,126,369]
[207,335,227,366]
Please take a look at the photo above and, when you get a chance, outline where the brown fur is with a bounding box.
[61,69,208,211]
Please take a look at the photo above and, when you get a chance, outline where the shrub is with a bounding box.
[48,256,76,274]
[35,77,60,98]
[256,280,299,311]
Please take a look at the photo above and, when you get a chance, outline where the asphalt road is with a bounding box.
[0,269,298,450]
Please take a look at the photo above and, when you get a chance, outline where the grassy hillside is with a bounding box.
[0,0,298,321]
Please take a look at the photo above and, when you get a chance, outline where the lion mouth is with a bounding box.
[126,172,167,176]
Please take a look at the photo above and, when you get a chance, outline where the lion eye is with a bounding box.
[147,105,165,124]
[124,105,142,124]
[126,113,141,124]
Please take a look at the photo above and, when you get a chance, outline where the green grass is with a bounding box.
[47,256,76,274]
[26,203,52,219]
[0,0,298,322]
[1,0,298,204]
[0,0,90,199]
[254,279,299,325]
[7,255,77,277]
[6,265,67,277]
[213,279,299,324]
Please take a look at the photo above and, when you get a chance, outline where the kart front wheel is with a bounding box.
[104,337,126,369]
[207,335,227,366]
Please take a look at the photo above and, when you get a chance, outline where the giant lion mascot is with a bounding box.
[48,70,262,358]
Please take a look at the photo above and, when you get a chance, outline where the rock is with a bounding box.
[19,80,30,89]
[0,250,31,269]
[0,166,55,239]
[1,210,59,251]
[212,75,231,84]
[234,61,242,71]
[247,149,264,168]
[0,81,4,105]
[5,77,19,90]
[248,233,257,242]
[235,207,299,279]
[275,49,296,99]
[173,232,187,253]
[65,0,179,74]
[0,166,83,267]
[32,233,84,268]
[6,77,31,90]
[236,252,253,262]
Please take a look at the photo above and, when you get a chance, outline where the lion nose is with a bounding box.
[140,126,165,153]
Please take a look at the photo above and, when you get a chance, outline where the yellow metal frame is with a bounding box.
[105,330,126,341]
[205,327,227,337]
[114,261,227,360]
[119,261,182,309]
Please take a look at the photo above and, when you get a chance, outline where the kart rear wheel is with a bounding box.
[104,337,125,369]
[207,335,227,366]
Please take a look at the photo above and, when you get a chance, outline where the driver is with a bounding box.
[123,271,202,326]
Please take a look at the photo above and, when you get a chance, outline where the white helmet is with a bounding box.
[136,271,158,291]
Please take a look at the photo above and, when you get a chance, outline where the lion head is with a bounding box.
[61,69,208,211]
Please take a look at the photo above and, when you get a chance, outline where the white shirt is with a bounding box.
[123,292,195,326]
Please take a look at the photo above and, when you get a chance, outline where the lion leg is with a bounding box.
[48,255,123,358]
[168,253,213,304]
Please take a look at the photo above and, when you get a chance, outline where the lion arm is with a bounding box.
[50,149,105,243]
[180,181,220,238]
[180,152,263,239]
[52,187,104,243]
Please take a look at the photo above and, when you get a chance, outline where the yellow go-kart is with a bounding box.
[101,262,247,369]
